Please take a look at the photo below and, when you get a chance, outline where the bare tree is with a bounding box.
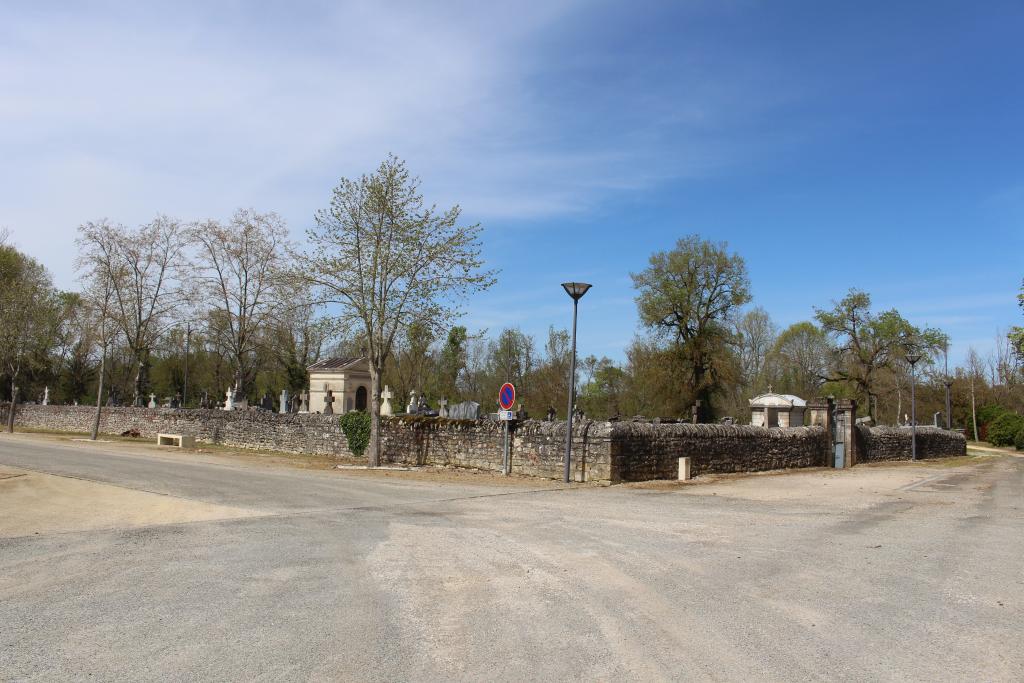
[76,217,190,405]
[732,307,777,391]
[191,209,291,399]
[965,346,985,442]
[301,155,496,466]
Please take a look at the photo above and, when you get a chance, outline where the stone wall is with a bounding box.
[8,404,353,457]
[857,425,967,462]
[380,417,613,481]
[6,404,969,482]
[607,422,830,481]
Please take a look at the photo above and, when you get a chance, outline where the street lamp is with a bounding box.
[561,282,592,483]
[905,345,922,461]
[943,344,952,430]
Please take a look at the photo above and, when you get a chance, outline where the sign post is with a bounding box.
[499,384,516,475]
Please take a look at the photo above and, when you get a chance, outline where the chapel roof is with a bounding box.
[307,357,367,372]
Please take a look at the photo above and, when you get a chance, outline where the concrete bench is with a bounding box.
[157,433,196,448]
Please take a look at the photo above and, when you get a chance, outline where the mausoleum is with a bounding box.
[749,390,807,427]
[307,357,371,414]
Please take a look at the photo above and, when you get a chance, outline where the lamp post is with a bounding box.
[561,282,592,483]
[943,344,952,430]
[183,322,192,408]
[906,347,922,461]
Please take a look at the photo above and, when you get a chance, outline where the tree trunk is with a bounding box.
[91,345,106,440]
[970,375,979,442]
[133,347,151,406]
[367,365,382,467]
[6,382,16,433]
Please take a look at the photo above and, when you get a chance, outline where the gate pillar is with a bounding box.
[834,399,858,468]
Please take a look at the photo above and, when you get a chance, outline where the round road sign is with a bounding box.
[498,383,516,411]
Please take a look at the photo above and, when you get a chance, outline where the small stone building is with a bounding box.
[307,357,371,414]
[749,391,807,428]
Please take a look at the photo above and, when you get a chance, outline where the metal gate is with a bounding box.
[833,411,845,468]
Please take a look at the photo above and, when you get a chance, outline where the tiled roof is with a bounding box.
[307,357,366,372]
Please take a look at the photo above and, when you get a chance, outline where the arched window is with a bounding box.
[355,386,368,411]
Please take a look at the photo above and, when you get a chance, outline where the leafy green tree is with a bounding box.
[765,321,832,398]
[301,155,496,466]
[437,326,468,401]
[631,235,751,420]
[814,289,945,420]
[1009,279,1024,362]
[1,245,60,431]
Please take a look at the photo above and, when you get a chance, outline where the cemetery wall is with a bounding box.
[607,422,829,481]
[856,425,966,462]
[6,405,968,481]
[7,404,353,457]
[380,417,613,481]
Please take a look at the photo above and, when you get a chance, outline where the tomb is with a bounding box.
[307,357,371,414]
[749,389,807,427]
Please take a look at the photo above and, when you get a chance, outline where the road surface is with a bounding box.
[1,433,1021,681]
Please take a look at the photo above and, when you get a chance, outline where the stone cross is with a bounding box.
[280,389,290,414]
[299,391,309,413]
[438,398,448,418]
[224,387,235,411]
[148,393,157,409]
[380,385,394,417]
[323,389,335,415]
[42,386,49,406]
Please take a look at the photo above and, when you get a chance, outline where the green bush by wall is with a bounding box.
[339,411,371,456]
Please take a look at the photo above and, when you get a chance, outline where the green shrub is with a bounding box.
[339,410,371,457]
[987,413,1024,447]
[1015,425,1024,451]
[977,404,1009,427]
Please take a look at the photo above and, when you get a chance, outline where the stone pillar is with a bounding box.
[806,398,833,467]
[834,399,858,468]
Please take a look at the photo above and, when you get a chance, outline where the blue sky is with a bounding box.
[2,1,1022,366]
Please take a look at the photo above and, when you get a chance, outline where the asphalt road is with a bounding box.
[1,434,1021,681]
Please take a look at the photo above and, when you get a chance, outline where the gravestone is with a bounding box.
[448,401,481,420]
[439,398,448,418]
[290,393,302,413]
[224,387,235,411]
[323,389,335,416]
[261,393,274,411]
[546,406,556,422]
[406,390,418,415]
[148,393,157,409]
[42,386,49,406]
[380,385,394,417]
[280,389,290,414]
[298,391,309,413]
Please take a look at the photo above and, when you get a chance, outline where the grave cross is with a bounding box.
[323,389,335,415]
[439,398,448,418]
[380,385,394,416]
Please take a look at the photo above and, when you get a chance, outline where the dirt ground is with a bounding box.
[0,464,260,537]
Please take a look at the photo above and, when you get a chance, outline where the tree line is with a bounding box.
[3,158,1023,460]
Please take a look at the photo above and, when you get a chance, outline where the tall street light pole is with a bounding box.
[561,282,592,484]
